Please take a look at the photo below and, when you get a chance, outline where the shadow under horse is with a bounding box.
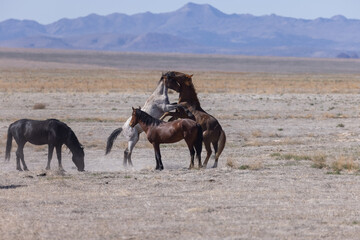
[5,119,85,171]
[130,107,203,170]
[160,71,226,168]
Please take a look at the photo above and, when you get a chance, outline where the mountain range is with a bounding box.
[0,2,359,58]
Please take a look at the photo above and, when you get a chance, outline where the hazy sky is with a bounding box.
[1,0,360,24]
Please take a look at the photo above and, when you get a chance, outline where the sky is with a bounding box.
[1,0,360,24]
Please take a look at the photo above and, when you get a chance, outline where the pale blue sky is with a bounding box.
[1,0,359,24]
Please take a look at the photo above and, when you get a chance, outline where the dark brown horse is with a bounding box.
[160,71,226,168]
[129,107,203,170]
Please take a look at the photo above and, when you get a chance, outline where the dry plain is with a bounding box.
[1,48,360,239]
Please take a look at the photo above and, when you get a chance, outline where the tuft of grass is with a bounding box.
[239,165,250,170]
[311,154,328,169]
[271,152,312,161]
[226,158,238,168]
[33,103,46,110]
[325,155,360,174]
[239,162,263,170]
[337,123,345,128]
[251,130,263,138]
[331,156,359,173]
[227,158,263,171]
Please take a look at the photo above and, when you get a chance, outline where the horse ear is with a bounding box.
[132,107,135,111]
[139,106,141,110]
[186,74,193,78]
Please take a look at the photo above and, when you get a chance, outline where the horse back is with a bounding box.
[10,119,69,145]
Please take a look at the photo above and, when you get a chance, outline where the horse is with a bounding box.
[129,107,203,170]
[5,119,85,171]
[105,77,180,167]
[160,71,226,168]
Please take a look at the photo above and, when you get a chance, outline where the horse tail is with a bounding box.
[105,127,122,155]
[195,124,203,154]
[215,129,226,160]
[5,125,13,161]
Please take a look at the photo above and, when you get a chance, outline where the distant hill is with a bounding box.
[0,2,359,57]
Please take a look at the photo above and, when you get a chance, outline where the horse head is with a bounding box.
[67,131,85,171]
[130,107,141,127]
[163,71,193,92]
[72,146,85,171]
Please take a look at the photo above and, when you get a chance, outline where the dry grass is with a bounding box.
[226,157,263,170]
[1,67,360,94]
[330,156,360,174]
[1,48,360,94]
[311,154,328,169]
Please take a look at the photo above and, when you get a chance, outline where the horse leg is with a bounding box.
[46,144,54,170]
[188,146,195,169]
[124,133,139,167]
[160,111,178,121]
[56,145,64,171]
[123,147,129,167]
[153,143,163,170]
[212,141,219,168]
[127,134,139,167]
[185,139,195,169]
[17,143,28,171]
[202,133,212,169]
[195,143,202,169]
[15,144,24,171]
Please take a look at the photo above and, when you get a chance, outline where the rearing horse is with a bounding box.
[160,71,226,168]
[105,77,179,167]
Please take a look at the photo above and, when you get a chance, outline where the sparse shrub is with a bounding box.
[226,158,237,168]
[331,156,359,173]
[337,123,345,128]
[311,154,327,169]
[33,103,46,110]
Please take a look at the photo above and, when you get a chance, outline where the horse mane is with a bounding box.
[52,120,82,151]
[68,130,82,149]
[135,109,163,126]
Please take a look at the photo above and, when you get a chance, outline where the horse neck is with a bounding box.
[153,80,166,96]
[136,120,150,133]
[65,132,80,154]
[142,80,169,117]
[179,85,201,109]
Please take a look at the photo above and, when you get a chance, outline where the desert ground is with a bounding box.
[1,48,360,239]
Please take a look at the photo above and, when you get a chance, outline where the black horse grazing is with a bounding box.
[5,119,85,171]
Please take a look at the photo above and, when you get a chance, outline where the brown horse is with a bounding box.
[160,71,226,168]
[129,107,203,170]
